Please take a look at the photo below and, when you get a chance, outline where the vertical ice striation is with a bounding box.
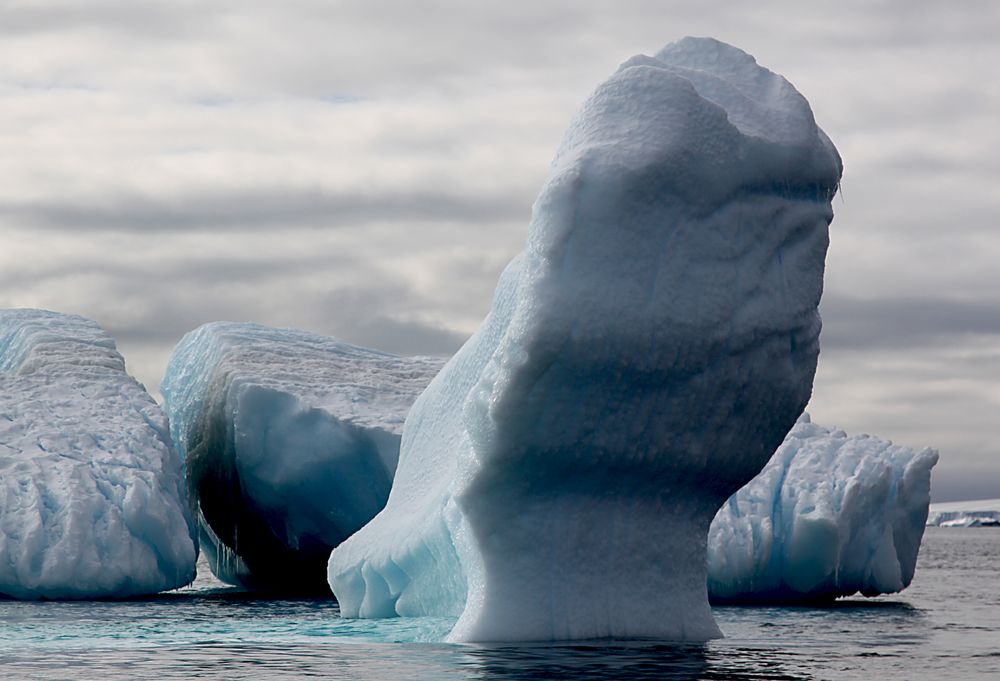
[161,322,444,591]
[328,37,842,642]
[0,309,197,599]
[708,415,939,601]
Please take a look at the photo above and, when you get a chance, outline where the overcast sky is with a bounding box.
[1,1,997,501]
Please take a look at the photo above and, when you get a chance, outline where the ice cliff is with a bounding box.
[161,322,444,591]
[708,415,938,602]
[0,309,196,599]
[327,37,843,642]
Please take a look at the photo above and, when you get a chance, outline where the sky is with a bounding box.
[1,1,997,501]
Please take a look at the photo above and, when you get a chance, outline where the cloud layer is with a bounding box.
[2,1,997,500]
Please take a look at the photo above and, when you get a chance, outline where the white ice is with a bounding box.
[0,309,196,599]
[161,322,444,591]
[708,415,938,601]
[926,499,1000,527]
[328,37,842,642]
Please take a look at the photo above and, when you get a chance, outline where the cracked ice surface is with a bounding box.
[0,309,196,599]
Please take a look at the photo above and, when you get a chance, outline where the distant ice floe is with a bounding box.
[328,36,842,642]
[0,309,196,599]
[708,415,938,602]
[161,322,444,592]
[926,499,1000,527]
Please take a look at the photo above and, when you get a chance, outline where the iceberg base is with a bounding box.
[450,491,722,642]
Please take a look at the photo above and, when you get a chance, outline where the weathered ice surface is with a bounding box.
[161,322,444,592]
[328,37,842,642]
[0,309,196,599]
[708,415,938,602]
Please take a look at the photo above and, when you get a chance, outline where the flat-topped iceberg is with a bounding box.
[328,37,842,642]
[926,499,1000,527]
[708,415,938,602]
[161,322,444,592]
[0,309,196,599]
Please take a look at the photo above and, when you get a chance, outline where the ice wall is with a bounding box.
[161,322,444,591]
[328,37,842,642]
[708,415,938,601]
[0,309,197,599]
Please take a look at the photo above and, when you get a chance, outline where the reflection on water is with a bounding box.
[1,641,814,681]
[0,529,997,680]
[461,642,818,681]
[717,598,930,647]
[461,643,712,681]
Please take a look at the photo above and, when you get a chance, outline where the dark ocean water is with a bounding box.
[1,527,997,680]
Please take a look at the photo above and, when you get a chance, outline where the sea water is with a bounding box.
[1,528,996,680]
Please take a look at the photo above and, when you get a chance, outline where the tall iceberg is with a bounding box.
[328,37,842,642]
[0,309,196,599]
[708,415,938,602]
[161,322,444,591]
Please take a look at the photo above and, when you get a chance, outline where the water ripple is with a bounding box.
[0,528,997,680]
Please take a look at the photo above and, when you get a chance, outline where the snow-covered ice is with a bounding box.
[328,37,842,642]
[0,309,196,599]
[708,415,938,602]
[161,322,444,591]
[926,499,1000,527]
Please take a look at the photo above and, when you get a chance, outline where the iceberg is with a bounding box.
[328,37,842,642]
[708,415,938,602]
[161,322,444,592]
[926,499,1000,527]
[0,309,196,599]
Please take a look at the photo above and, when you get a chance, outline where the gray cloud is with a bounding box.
[925,468,1000,504]
[0,252,358,291]
[820,295,1000,352]
[1,1,998,501]
[0,188,526,233]
[0,1,209,38]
